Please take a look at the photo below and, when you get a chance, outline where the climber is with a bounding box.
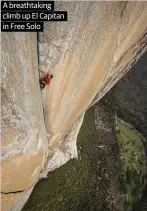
[39,71,53,89]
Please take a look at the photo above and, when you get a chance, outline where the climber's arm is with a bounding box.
[40,69,47,74]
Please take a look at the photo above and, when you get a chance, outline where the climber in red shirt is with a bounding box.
[40,72,53,89]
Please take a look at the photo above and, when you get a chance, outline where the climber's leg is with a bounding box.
[39,79,46,89]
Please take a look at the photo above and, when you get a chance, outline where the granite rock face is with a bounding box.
[1,1,147,211]
[39,1,147,172]
[1,33,48,211]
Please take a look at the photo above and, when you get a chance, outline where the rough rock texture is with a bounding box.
[39,1,147,171]
[1,193,23,211]
[1,2,147,211]
[1,33,48,211]
[22,49,147,211]
[40,113,85,176]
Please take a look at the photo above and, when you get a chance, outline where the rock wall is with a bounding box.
[1,33,48,211]
[1,1,147,211]
[22,51,147,211]
[39,1,147,172]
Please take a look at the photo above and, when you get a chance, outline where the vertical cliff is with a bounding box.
[21,52,147,211]
[39,1,147,173]
[1,33,48,211]
[1,1,147,211]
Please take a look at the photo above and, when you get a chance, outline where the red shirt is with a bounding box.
[44,73,52,85]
